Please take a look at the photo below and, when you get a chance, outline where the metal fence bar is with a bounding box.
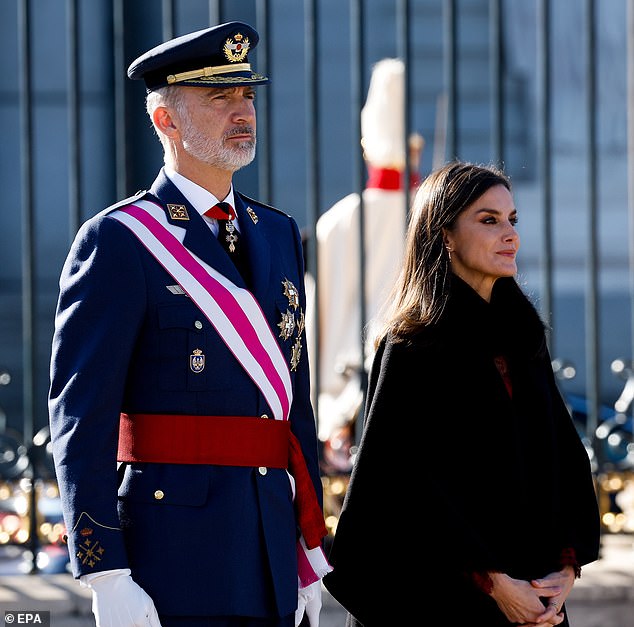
[304,0,321,429]
[350,0,366,441]
[489,0,504,168]
[443,0,458,161]
[17,0,40,574]
[585,0,601,439]
[162,0,176,41]
[397,0,412,211]
[256,0,272,204]
[66,0,82,239]
[18,0,35,452]
[625,1,634,458]
[113,0,128,200]
[538,0,554,347]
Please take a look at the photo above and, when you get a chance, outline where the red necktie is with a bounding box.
[205,202,238,253]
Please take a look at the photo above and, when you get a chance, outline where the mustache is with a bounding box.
[225,126,255,140]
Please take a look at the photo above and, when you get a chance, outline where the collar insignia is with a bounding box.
[167,204,189,220]
[246,206,259,224]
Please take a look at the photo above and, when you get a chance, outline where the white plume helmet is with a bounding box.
[360,58,406,170]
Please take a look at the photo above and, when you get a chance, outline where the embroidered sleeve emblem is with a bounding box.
[76,537,106,568]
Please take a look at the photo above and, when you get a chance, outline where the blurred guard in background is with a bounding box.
[48,21,329,627]
[306,58,423,473]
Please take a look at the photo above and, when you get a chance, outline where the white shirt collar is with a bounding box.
[164,167,236,219]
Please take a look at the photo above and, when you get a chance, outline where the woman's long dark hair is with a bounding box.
[374,160,512,348]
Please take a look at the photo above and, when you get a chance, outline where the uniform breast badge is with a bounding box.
[167,204,190,220]
[190,348,205,373]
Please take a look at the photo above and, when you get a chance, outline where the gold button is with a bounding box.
[258,466,267,476]
[260,414,269,419]
[154,490,164,500]
[194,320,203,330]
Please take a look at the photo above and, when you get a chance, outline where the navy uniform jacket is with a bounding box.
[48,169,321,619]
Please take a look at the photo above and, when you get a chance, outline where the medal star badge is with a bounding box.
[278,310,296,340]
[282,279,299,310]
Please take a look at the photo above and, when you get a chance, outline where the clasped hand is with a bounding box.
[489,566,575,626]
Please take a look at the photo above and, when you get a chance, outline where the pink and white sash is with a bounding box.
[111,199,331,586]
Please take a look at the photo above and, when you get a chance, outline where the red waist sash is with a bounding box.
[117,412,327,550]
[117,412,290,468]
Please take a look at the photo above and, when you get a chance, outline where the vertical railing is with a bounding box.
[113,0,128,199]
[443,0,458,161]
[585,0,601,439]
[490,0,504,168]
[66,0,82,238]
[17,0,40,574]
[397,0,412,210]
[350,0,366,441]
[304,0,321,429]
[256,0,272,204]
[162,0,176,40]
[626,0,634,378]
[537,0,554,348]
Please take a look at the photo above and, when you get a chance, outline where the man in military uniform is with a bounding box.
[48,21,329,627]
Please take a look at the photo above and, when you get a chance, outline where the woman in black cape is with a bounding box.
[323,161,600,626]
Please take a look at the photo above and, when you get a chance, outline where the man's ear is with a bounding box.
[153,106,178,137]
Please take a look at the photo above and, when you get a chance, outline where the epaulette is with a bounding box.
[103,189,151,215]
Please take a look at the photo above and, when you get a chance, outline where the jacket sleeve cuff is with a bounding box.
[559,547,582,578]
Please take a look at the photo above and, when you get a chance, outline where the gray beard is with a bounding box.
[181,126,256,172]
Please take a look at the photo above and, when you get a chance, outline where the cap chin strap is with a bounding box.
[167,62,251,84]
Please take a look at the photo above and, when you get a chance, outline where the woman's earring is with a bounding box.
[445,245,452,261]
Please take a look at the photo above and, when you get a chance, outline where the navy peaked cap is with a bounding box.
[127,21,269,91]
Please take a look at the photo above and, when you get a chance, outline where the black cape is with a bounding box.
[324,277,600,625]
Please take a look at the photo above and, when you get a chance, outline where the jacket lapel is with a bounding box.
[148,170,245,287]
[233,193,271,298]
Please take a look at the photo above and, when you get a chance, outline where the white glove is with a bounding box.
[294,580,322,627]
[80,568,162,627]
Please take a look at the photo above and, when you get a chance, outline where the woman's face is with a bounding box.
[443,184,519,302]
